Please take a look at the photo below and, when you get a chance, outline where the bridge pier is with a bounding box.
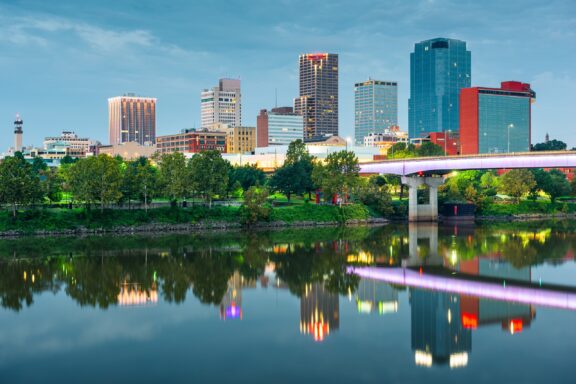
[401,176,444,222]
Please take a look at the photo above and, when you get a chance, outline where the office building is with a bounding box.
[294,53,338,140]
[156,129,227,155]
[460,81,535,154]
[201,79,241,129]
[226,126,256,154]
[256,107,304,147]
[363,126,408,155]
[108,95,156,146]
[409,38,471,138]
[44,131,92,154]
[354,80,398,144]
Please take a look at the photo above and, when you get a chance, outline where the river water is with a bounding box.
[1,222,575,383]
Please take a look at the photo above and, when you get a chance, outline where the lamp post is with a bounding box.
[507,124,514,153]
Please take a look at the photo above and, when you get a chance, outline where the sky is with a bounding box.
[0,0,575,150]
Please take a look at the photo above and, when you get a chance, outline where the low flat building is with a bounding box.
[43,131,93,153]
[98,142,157,160]
[364,126,408,155]
[156,129,227,155]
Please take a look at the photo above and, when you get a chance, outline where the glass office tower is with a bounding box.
[460,81,535,154]
[409,38,471,138]
[354,79,398,145]
[294,53,338,141]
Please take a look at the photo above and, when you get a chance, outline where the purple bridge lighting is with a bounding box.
[348,267,576,311]
[360,151,576,175]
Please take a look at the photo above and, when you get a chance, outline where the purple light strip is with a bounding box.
[347,267,576,310]
[360,153,576,175]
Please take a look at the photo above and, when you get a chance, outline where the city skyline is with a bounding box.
[0,0,574,150]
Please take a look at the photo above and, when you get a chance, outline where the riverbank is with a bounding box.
[0,204,389,237]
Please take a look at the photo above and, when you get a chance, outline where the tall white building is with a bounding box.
[201,79,241,129]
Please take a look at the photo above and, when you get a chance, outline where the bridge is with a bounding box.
[359,151,576,221]
[348,266,576,311]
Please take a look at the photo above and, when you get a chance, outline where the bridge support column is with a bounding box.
[401,176,444,222]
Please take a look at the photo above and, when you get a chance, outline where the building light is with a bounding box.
[449,352,469,368]
[414,350,433,367]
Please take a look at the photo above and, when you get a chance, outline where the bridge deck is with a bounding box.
[360,151,576,176]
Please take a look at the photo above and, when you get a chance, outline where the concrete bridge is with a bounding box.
[359,151,576,221]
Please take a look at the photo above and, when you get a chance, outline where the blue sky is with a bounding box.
[0,0,575,150]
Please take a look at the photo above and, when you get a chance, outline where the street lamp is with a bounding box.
[346,136,352,151]
[507,124,514,153]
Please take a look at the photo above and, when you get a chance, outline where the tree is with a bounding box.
[240,186,270,224]
[498,169,535,203]
[158,153,189,204]
[388,142,417,159]
[357,176,394,216]
[269,163,299,201]
[68,155,122,211]
[532,139,567,151]
[312,150,360,206]
[188,151,229,207]
[229,164,266,191]
[532,169,571,202]
[416,142,445,157]
[0,156,42,218]
[122,157,158,210]
[284,139,315,197]
[41,167,63,204]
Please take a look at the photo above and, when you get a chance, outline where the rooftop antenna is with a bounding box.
[275,88,278,108]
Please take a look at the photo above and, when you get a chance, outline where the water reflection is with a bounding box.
[0,222,575,373]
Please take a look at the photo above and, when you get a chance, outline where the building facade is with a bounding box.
[108,95,156,146]
[409,38,471,139]
[201,79,241,129]
[256,107,304,147]
[294,53,338,140]
[460,81,535,155]
[98,142,157,160]
[354,80,398,144]
[44,131,92,153]
[363,126,408,155]
[156,129,227,155]
[226,126,256,154]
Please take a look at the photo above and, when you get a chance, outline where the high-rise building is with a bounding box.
[201,79,241,129]
[14,113,23,152]
[354,80,398,144]
[108,95,156,146]
[294,53,338,140]
[409,38,471,138]
[460,81,535,155]
[256,107,304,147]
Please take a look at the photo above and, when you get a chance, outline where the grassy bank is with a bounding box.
[478,201,576,216]
[0,203,382,234]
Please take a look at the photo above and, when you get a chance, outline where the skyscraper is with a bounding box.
[409,38,471,138]
[294,53,338,140]
[201,78,241,129]
[108,95,156,146]
[354,79,398,144]
[460,81,535,154]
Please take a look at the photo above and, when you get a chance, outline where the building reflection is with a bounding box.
[219,271,256,320]
[117,282,158,306]
[411,289,471,368]
[300,283,339,342]
[355,278,398,315]
[459,258,535,334]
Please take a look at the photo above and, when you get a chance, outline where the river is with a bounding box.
[0,221,575,383]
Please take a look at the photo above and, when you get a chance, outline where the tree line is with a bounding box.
[0,140,393,218]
